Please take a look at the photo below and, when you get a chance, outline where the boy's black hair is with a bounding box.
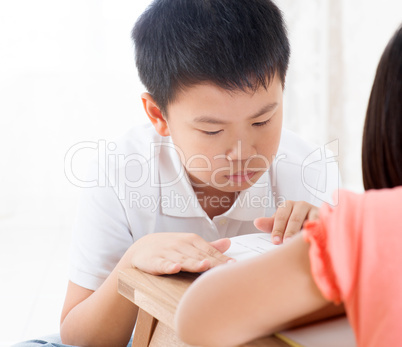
[362,25,402,190]
[132,0,290,114]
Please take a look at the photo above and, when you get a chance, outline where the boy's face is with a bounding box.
[164,75,283,194]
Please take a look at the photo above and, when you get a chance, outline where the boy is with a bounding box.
[57,1,339,346]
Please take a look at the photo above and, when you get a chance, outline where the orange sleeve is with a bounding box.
[303,215,342,304]
[302,190,362,305]
[304,187,402,346]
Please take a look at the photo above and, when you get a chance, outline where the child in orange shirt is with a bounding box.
[175,25,402,347]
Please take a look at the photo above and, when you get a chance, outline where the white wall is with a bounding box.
[0,1,153,344]
[278,0,402,192]
[0,1,152,223]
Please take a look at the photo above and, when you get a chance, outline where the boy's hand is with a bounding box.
[254,201,319,244]
[130,233,234,275]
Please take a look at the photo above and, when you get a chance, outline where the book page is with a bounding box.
[224,233,280,261]
[276,316,356,347]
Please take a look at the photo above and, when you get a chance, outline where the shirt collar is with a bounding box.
[158,138,206,218]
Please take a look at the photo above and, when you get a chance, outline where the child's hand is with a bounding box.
[130,233,234,275]
[254,201,319,244]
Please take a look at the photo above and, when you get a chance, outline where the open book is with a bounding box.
[223,232,279,261]
[224,233,356,347]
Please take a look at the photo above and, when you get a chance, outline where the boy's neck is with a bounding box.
[192,184,239,220]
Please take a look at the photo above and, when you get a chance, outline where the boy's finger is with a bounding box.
[156,251,210,274]
[253,216,275,232]
[160,261,182,275]
[138,258,182,275]
[192,238,233,265]
[307,206,320,221]
[210,238,231,253]
[271,202,293,244]
[180,258,212,273]
[283,202,311,242]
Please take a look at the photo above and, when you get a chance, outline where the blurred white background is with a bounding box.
[0,0,400,345]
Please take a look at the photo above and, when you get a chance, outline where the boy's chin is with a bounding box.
[191,181,255,193]
[218,182,255,192]
[189,173,263,193]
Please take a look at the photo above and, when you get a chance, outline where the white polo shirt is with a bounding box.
[69,123,339,290]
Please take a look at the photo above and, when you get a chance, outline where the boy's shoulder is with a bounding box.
[116,123,162,152]
[277,128,323,164]
[275,128,339,206]
[109,123,166,166]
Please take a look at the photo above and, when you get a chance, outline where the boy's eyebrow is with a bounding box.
[193,103,278,125]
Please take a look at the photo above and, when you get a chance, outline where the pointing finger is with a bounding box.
[254,216,275,233]
[210,238,231,254]
[271,202,293,244]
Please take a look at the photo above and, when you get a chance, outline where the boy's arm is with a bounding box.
[60,233,232,347]
[175,234,333,347]
[254,201,319,244]
[60,245,139,347]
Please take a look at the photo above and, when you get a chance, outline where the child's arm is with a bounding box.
[60,233,232,346]
[175,234,331,347]
[60,244,139,347]
[255,201,319,244]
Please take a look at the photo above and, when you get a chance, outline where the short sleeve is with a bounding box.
[303,190,362,305]
[305,188,402,347]
[303,217,342,304]
[69,161,133,291]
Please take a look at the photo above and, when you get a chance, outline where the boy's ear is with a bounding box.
[141,93,170,136]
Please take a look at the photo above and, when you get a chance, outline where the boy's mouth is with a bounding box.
[225,171,256,183]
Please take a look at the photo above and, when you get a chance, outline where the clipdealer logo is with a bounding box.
[64,139,339,205]
[128,190,286,212]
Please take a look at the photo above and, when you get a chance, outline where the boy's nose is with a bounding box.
[225,140,257,161]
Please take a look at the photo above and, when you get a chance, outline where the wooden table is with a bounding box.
[118,268,290,347]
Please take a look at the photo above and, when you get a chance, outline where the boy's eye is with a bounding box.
[202,130,222,136]
[252,119,271,127]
